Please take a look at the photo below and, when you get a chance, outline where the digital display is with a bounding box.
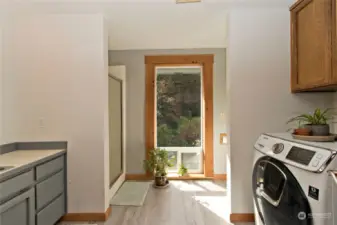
[286,146,316,165]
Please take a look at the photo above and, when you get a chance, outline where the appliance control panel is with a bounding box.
[254,134,334,172]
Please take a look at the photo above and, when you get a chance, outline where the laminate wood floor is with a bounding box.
[60,181,234,225]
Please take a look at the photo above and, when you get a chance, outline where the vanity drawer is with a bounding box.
[36,156,64,180]
[0,170,34,201]
[37,193,65,225]
[36,170,64,210]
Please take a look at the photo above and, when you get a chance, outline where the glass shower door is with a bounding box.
[109,76,123,186]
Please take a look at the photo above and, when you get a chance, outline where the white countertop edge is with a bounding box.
[0,149,66,181]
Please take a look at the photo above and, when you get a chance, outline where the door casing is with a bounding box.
[145,54,214,177]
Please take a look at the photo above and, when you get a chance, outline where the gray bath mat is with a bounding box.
[110,181,150,206]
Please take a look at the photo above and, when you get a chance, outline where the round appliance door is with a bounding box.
[252,156,312,225]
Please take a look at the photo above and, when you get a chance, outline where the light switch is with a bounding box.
[220,133,228,145]
[39,117,45,128]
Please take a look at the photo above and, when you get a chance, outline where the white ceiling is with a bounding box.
[0,0,293,50]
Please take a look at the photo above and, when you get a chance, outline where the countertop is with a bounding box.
[0,149,66,181]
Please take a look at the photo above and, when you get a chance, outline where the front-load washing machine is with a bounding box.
[252,133,337,225]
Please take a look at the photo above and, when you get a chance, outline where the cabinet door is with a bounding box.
[0,188,35,225]
[333,0,337,83]
[291,0,333,91]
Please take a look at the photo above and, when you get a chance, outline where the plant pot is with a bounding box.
[294,127,311,136]
[306,124,330,136]
[154,175,168,186]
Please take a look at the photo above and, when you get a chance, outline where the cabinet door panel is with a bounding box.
[36,170,64,210]
[36,156,64,180]
[0,188,35,225]
[333,0,337,83]
[37,193,65,225]
[2,199,28,225]
[291,0,332,91]
[0,170,34,201]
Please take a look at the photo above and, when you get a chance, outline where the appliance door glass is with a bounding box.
[252,156,312,225]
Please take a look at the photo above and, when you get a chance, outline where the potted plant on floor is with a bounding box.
[178,164,188,177]
[287,108,335,136]
[143,148,173,187]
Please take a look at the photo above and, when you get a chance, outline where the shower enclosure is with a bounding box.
[108,66,126,198]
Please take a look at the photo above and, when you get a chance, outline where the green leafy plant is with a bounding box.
[287,108,335,125]
[143,148,174,177]
[178,164,188,176]
[286,120,305,132]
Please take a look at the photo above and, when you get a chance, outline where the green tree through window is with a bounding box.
[157,72,201,147]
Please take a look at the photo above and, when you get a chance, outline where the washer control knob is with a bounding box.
[272,143,284,154]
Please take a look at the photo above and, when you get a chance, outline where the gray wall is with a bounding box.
[109,48,227,174]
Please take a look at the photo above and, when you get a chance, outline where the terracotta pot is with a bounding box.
[155,176,167,186]
[294,127,311,136]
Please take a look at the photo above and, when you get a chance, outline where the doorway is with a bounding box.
[145,55,214,177]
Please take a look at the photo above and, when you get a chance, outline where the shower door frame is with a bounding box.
[108,66,126,199]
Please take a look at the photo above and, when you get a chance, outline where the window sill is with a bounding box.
[167,173,212,180]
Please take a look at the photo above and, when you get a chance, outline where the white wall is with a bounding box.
[227,6,334,214]
[333,90,337,132]
[104,3,227,50]
[0,1,227,50]
[2,14,110,213]
[103,17,111,211]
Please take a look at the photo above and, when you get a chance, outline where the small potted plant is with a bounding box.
[178,164,188,177]
[291,121,312,136]
[143,148,173,187]
[287,108,335,136]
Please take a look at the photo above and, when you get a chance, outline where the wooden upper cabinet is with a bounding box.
[333,0,337,84]
[290,0,337,92]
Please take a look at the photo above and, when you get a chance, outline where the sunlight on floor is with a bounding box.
[194,180,227,192]
[193,195,229,221]
[171,181,230,222]
[171,180,226,193]
[171,180,206,192]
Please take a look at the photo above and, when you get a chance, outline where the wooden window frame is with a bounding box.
[145,54,214,177]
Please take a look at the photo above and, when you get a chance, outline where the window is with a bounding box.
[156,67,203,173]
[145,54,214,177]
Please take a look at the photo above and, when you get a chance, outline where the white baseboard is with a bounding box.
[109,173,125,200]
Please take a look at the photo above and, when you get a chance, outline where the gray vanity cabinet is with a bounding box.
[35,155,66,225]
[0,188,35,225]
[0,153,66,225]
